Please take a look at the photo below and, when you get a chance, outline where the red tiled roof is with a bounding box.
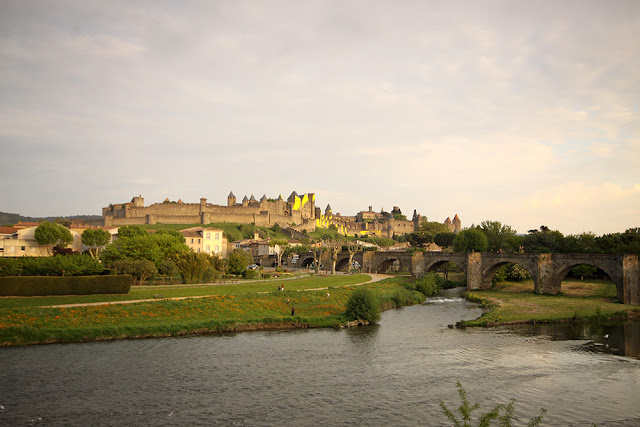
[0,227,19,234]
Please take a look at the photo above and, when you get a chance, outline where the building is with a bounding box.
[180,227,228,257]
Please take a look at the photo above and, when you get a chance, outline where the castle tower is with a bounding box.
[325,204,332,216]
[227,192,236,207]
[249,194,257,205]
[242,196,249,207]
[260,194,268,210]
[199,198,207,214]
[131,195,144,208]
[452,214,461,233]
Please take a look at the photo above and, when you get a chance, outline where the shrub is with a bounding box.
[172,252,216,284]
[113,259,157,285]
[0,275,132,296]
[345,287,381,323]
[414,273,442,297]
[243,269,262,279]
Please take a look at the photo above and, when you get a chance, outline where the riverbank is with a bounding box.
[0,276,424,346]
[457,279,640,327]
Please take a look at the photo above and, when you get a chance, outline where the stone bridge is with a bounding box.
[284,251,640,305]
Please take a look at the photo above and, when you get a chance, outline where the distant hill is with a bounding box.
[0,211,103,226]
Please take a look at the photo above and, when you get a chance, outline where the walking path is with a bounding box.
[47,274,391,308]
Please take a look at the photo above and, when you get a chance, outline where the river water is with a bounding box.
[1,294,639,426]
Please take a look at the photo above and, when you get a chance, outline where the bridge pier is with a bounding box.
[623,255,639,305]
[467,253,484,290]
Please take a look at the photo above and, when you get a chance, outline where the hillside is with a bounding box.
[0,211,103,226]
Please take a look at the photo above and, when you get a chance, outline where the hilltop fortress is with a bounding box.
[102,192,461,238]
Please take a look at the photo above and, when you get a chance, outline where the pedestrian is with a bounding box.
[287,298,290,305]
[281,285,285,292]
[291,307,295,316]
[326,292,330,298]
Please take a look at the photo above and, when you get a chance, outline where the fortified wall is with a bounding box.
[103,192,461,239]
[103,192,318,230]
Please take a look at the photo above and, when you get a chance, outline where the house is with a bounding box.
[0,226,80,257]
[180,227,227,257]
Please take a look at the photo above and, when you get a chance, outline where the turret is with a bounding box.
[452,214,461,233]
[228,191,236,207]
[325,204,332,216]
[242,196,249,207]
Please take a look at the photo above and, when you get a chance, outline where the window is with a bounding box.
[198,238,201,244]
[21,246,25,251]
[206,233,211,239]
[215,245,219,253]
[206,245,210,253]
[191,238,194,243]
[215,233,220,240]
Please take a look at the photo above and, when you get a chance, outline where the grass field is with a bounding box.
[461,279,639,327]
[0,274,371,309]
[0,275,425,346]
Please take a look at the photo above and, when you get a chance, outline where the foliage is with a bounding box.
[101,235,162,265]
[478,220,520,252]
[0,255,104,277]
[493,263,531,283]
[322,238,344,274]
[453,228,489,253]
[393,213,407,221]
[413,273,442,297]
[34,221,73,252]
[158,259,179,284]
[227,249,254,276]
[439,382,546,427]
[243,269,262,279]
[434,232,456,248]
[117,225,149,238]
[172,252,218,284]
[113,259,158,285]
[81,228,111,258]
[345,287,381,323]
[0,275,131,297]
[419,218,449,237]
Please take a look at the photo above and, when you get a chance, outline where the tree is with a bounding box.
[522,226,565,253]
[100,234,162,265]
[478,220,518,252]
[269,239,289,267]
[172,252,217,284]
[322,238,343,274]
[81,228,111,258]
[226,249,253,276]
[453,228,489,253]
[113,259,157,285]
[117,225,148,238]
[434,232,456,248]
[34,221,73,255]
[345,287,380,323]
[342,241,361,274]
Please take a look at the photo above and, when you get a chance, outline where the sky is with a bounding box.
[1,0,639,236]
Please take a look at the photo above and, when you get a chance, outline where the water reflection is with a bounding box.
[501,322,640,359]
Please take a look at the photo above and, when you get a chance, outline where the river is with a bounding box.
[1,294,639,426]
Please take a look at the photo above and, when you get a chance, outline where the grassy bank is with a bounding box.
[459,279,640,327]
[0,274,370,309]
[0,276,424,346]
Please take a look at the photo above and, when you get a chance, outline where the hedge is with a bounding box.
[0,275,132,296]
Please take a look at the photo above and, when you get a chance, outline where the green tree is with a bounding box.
[434,232,456,248]
[453,228,489,253]
[81,228,111,258]
[117,225,148,238]
[479,220,519,252]
[34,221,74,255]
[345,287,381,323]
[522,226,565,253]
[342,241,361,274]
[113,259,157,285]
[226,249,253,276]
[100,234,162,265]
[172,252,216,284]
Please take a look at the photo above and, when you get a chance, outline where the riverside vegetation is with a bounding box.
[0,274,446,346]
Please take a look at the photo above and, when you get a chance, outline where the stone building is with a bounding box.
[103,192,318,231]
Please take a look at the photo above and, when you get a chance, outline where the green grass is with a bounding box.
[0,274,372,309]
[460,279,639,327]
[0,276,424,346]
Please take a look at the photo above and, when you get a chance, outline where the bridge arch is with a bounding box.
[551,255,622,300]
[299,256,315,268]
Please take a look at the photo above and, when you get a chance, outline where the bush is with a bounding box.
[345,287,381,323]
[414,273,442,297]
[172,252,217,284]
[0,275,132,296]
[0,255,104,277]
[203,267,222,283]
[243,269,262,279]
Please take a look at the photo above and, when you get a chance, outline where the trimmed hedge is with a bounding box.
[0,275,132,296]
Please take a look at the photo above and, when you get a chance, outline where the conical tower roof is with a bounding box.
[228,191,235,198]
[249,194,257,202]
[260,194,267,202]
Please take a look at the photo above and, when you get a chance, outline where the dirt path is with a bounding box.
[47,274,392,308]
